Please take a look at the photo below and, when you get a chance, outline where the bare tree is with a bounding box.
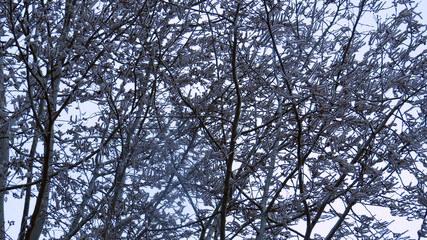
[0,0,426,239]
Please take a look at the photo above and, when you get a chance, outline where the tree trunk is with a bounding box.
[0,36,10,240]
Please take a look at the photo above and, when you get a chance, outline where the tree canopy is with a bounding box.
[0,0,426,239]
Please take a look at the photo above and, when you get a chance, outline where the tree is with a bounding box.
[0,0,426,239]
